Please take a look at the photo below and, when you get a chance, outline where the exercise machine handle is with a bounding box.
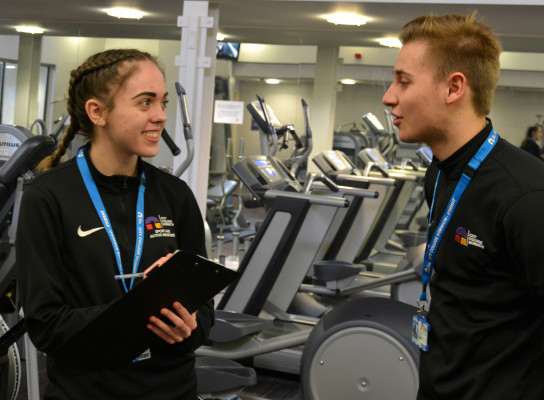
[363,161,390,178]
[256,94,278,156]
[303,172,339,194]
[173,82,195,177]
[161,128,181,156]
[290,98,313,178]
[264,190,349,208]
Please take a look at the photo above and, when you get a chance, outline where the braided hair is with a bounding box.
[37,49,161,171]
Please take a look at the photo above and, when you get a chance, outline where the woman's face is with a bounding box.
[535,127,543,141]
[100,60,168,160]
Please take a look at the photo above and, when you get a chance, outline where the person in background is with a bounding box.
[520,125,544,160]
[16,48,214,399]
[383,12,544,400]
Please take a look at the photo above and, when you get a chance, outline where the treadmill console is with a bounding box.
[233,155,302,200]
[313,150,355,175]
[358,148,391,170]
[416,146,433,167]
[362,113,387,136]
[253,159,282,183]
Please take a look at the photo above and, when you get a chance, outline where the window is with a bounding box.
[0,62,17,125]
[0,61,53,127]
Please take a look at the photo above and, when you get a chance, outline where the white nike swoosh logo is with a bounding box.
[77,226,105,237]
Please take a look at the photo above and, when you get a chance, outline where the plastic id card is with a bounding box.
[133,348,151,363]
[412,315,431,352]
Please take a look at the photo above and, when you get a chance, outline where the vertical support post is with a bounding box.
[14,33,42,128]
[175,1,218,219]
[24,334,40,400]
[308,46,339,172]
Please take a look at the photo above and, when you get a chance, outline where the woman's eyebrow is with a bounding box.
[131,91,156,99]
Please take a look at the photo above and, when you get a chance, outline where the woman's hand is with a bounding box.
[143,252,173,278]
[147,302,198,344]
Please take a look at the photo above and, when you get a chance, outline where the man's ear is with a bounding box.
[446,72,466,104]
[85,98,106,127]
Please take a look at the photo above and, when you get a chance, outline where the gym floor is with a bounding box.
[15,352,302,400]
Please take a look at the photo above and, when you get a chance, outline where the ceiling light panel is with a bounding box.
[324,13,371,26]
[16,25,44,34]
[105,7,147,19]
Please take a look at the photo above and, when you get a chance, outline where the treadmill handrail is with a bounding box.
[335,173,396,187]
[263,190,349,207]
[309,181,378,199]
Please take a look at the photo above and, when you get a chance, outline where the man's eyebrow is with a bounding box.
[131,91,169,99]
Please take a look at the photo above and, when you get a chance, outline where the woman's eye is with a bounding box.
[162,100,169,109]
[141,99,151,106]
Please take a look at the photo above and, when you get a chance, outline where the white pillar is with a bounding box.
[308,46,339,171]
[14,33,42,128]
[175,1,218,219]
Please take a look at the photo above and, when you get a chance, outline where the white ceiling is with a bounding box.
[2,1,544,53]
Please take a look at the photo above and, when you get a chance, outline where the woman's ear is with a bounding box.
[446,72,466,105]
[85,98,106,127]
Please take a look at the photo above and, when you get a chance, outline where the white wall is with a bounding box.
[233,77,544,158]
[3,37,544,169]
[0,36,20,60]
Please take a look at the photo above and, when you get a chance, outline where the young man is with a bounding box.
[383,12,544,400]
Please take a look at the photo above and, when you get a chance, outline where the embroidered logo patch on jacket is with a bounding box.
[145,215,175,238]
[455,227,485,249]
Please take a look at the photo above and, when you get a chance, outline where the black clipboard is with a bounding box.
[56,250,239,369]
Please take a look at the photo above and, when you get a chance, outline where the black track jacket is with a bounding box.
[417,122,544,400]
[17,145,214,399]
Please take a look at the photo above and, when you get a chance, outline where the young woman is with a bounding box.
[520,125,544,160]
[16,48,214,399]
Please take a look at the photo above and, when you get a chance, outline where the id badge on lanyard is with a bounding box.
[76,146,146,294]
[77,147,151,362]
[411,129,498,352]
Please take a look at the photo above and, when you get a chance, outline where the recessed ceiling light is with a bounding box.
[378,38,402,48]
[265,79,280,85]
[340,79,356,85]
[105,7,147,20]
[15,25,44,34]
[324,13,371,26]
[217,33,226,41]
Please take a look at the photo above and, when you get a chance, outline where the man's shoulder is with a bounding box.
[488,138,544,190]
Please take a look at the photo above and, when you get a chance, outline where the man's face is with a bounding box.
[382,40,449,146]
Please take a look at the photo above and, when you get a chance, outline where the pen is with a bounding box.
[114,272,145,280]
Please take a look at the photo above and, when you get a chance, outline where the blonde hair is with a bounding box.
[37,49,162,171]
[399,11,502,116]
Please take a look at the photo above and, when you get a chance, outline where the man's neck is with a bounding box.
[431,115,488,162]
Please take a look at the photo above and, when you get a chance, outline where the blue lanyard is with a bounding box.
[420,128,498,304]
[76,146,146,293]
